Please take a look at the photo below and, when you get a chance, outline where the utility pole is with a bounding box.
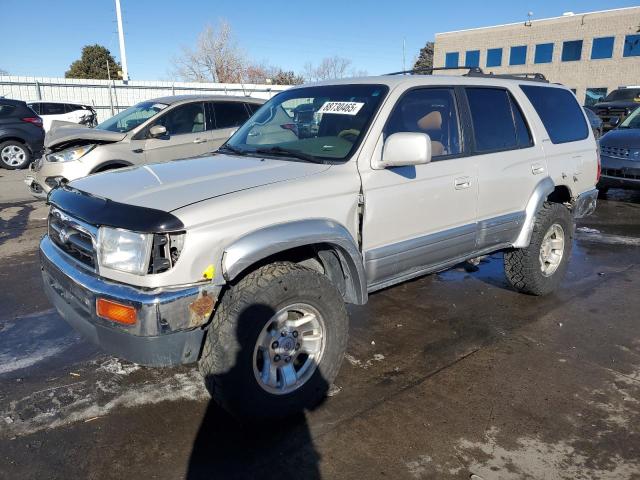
[115,0,129,81]
[402,38,406,72]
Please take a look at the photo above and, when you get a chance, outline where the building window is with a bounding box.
[445,52,459,68]
[486,48,502,67]
[509,46,527,66]
[465,50,480,67]
[534,43,554,64]
[585,88,608,106]
[591,37,614,59]
[562,40,583,62]
[623,34,640,57]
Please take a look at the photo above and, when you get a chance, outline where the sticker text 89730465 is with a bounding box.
[317,101,365,116]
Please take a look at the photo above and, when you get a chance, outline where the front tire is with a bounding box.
[504,202,573,296]
[0,141,31,169]
[199,262,348,420]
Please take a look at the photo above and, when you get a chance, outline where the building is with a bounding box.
[433,7,640,106]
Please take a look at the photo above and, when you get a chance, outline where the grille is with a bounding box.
[48,208,97,270]
[602,168,640,180]
[600,145,630,159]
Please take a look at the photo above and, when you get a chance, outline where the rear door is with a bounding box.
[208,101,251,149]
[464,86,544,249]
[39,102,67,130]
[143,102,210,163]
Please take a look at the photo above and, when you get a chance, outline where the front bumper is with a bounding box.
[27,157,91,199]
[40,235,221,366]
[573,188,598,218]
[598,155,640,190]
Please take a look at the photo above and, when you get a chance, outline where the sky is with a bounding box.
[1,0,639,80]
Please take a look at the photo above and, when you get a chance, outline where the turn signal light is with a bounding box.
[96,298,137,325]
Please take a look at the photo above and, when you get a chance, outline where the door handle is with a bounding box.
[454,177,471,190]
[193,138,207,144]
[531,164,545,175]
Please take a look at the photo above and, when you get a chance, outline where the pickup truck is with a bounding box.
[40,71,599,419]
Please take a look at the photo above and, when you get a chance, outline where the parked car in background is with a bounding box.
[26,95,264,197]
[584,107,603,140]
[598,106,640,193]
[593,87,640,131]
[0,98,44,169]
[27,101,98,131]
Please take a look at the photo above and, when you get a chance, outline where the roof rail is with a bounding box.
[464,71,548,82]
[385,66,484,76]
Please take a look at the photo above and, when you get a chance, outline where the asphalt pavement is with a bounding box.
[1,169,639,480]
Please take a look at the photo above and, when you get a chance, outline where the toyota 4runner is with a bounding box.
[40,71,599,419]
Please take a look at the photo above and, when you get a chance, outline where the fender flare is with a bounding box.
[513,177,555,248]
[222,219,367,305]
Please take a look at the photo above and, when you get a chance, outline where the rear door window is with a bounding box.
[27,103,40,114]
[0,104,17,117]
[41,103,66,115]
[521,85,589,144]
[466,88,517,152]
[213,102,250,129]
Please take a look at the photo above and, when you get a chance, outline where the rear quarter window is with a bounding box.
[520,85,589,144]
[0,105,17,117]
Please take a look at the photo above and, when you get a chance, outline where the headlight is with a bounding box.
[47,144,96,162]
[97,227,153,275]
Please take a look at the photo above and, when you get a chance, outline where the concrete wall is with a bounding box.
[0,76,289,122]
[433,7,640,105]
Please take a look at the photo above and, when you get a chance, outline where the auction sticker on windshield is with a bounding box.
[317,101,365,115]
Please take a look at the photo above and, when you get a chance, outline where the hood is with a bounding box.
[600,128,640,149]
[68,154,331,212]
[594,101,639,111]
[45,126,127,150]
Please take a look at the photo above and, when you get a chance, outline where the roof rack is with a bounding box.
[385,67,548,83]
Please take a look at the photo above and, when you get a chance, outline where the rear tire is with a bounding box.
[199,262,348,420]
[504,202,573,296]
[0,140,31,169]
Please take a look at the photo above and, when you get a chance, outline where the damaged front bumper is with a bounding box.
[573,188,598,219]
[40,235,221,367]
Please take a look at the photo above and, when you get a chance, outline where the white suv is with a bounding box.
[39,71,599,420]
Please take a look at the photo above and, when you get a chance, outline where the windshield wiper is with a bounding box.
[254,146,324,164]
[217,144,248,155]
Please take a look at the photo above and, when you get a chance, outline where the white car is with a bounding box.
[27,101,97,132]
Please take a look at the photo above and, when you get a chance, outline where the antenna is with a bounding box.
[525,11,533,27]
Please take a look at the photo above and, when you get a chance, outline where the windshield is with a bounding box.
[619,107,640,129]
[224,84,389,162]
[603,89,640,102]
[96,101,168,133]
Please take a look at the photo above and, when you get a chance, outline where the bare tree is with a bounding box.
[172,20,246,83]
[303,56,353,81]
[0,68,8,76]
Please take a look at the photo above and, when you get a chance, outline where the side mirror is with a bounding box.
[379,132,432,168]
[149,125,168,138]
[609,116,620,128]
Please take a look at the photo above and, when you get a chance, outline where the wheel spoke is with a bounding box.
[261,354,279,388]
[285,313,316,330]
[550,239,564,250]
[301,331,323,354]
[279,364,297,388]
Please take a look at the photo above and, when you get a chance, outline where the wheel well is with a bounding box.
[0,137,27,147]
[547,185,572,204]
[230,244,350,302]
[92,161,131,173]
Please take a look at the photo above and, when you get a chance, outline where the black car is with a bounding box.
[593,87,640,131]
[0,98,45,169]
[584,107,603,140]
[598,107,640,192]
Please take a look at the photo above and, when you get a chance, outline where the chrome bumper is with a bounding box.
[40,235,221,366]
[573,188,598,219]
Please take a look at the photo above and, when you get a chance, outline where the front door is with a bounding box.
[143,102,210,163]
[360,87,478,289]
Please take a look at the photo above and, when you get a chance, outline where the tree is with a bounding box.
[65,45,122,80]
[413,41,434,72]
[172,20,246,83]
[271,70,304,85]
[0,68,8,76]
[303,56,353,82]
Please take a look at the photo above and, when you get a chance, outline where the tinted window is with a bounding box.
[585,87,607,106]
[511,96,533,148]
[562,40,583,61]
[466,88,517,152]
[65,104,84,113]
[623,34,640,57]
[445,52,459,68]
[385,88,461,158]
[486,48,502,67]
[0,105,17,117]
[465,50,480,67]
[41,103,65,115]
[510,46,527,65]
[245,102,260,115]
[534,43,554,64]
[591,37,614,59]
[27,103,40,114]
[521,85,589,144]
[153,102,205,135]
[213,102,250,129]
